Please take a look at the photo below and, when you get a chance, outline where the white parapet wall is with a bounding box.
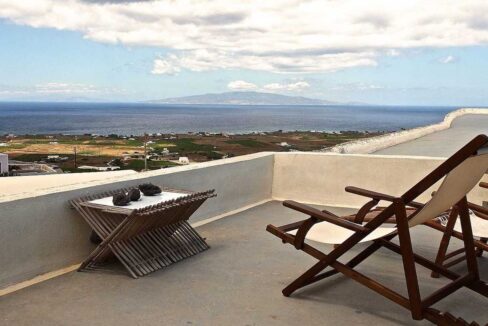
[272,152,488,208]
[0,151,487,291]
[0,170,138,201]
[326,108,488,154]
[0,152,274,288]
[0,153,8,174]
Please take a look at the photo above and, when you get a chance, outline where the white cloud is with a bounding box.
[263,81,310,92]
[0,1,487,73]
[0,82,123,99]
[439,55,456,64]
[227,80,257,90]
[226,80,310,92]
[386,49,401,56]
[151,57,181,75]
[34,82,99,94]
[329,82,384,91]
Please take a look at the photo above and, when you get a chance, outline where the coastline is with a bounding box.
[1,130,382,173]
[1,108,486,174]
[0,102,454,135]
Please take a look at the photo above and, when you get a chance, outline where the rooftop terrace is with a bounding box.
[1,111,487,325]
[1,201,487,325]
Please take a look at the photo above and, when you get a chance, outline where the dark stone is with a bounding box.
[138,183,162,196]
[113,192,130,206]
[128,188,141,201]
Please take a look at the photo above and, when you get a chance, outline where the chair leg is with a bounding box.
[476,238,487,257]
[282,259,331,297]
[431,209,458,278]
[395,202,423,320]
[282,231,368,296]
[458,198,480,280]
[300,236,394,289]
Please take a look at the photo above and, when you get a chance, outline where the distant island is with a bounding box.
[149,91,347,106]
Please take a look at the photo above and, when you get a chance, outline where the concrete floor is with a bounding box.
[0,201,487,325]
[374,114,488,157]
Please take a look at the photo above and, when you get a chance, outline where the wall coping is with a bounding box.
[324,108,488,154]
[0,152,274,203]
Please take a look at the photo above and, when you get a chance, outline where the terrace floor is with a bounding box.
[374,114,488,157]
[1,201,487,325]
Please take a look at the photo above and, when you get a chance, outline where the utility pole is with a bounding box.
[74,146,77,169]
[144,133,148,171]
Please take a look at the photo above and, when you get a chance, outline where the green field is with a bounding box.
[167,139,214,152]
[226,139,266,148]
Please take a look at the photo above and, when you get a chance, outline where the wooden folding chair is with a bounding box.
[266,134,488,325]
[425,182,488,278]
[71,188,215,278]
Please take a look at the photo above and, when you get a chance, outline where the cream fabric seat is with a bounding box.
[454,214,488,238]
[288,223,396,245]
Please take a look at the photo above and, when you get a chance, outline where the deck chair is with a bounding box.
[266,134,488,325]
[425,182,488,278]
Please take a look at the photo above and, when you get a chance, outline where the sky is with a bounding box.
[1,0,488,105]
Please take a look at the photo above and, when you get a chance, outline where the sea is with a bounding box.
[0,102,458,135]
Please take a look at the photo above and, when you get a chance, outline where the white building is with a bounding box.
[178,157,190,165]
[78,165,120,171]
[0,153,8,174]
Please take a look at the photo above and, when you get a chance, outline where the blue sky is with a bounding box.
[1,1,488,105]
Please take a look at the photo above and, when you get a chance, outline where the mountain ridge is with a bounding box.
[149,91,339,105]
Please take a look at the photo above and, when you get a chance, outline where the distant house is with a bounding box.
[0,143,8,147]
[148,149,170,161]
[0,153,8,174]
[78,165,120,171]
[178,157,190,165]
[279,142,291,147]
[46,155,68,162]
[122,153,145,161]
[49,141,59,145]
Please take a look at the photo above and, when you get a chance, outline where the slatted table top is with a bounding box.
[79,188,194,214]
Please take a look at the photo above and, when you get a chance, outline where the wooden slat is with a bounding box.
[72,186,214,278]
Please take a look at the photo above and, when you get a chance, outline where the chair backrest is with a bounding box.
[408,152,488,227]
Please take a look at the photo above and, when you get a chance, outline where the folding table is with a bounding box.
[71,187,216,278]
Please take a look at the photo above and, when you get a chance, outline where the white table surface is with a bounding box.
[88,191,188,210]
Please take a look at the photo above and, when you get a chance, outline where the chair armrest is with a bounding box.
[353,199,379,223]
[283,200,368,233]
[345,186,401,202]
[468,202,488,219]
[406,201,424,209]
[480,182,488,189]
